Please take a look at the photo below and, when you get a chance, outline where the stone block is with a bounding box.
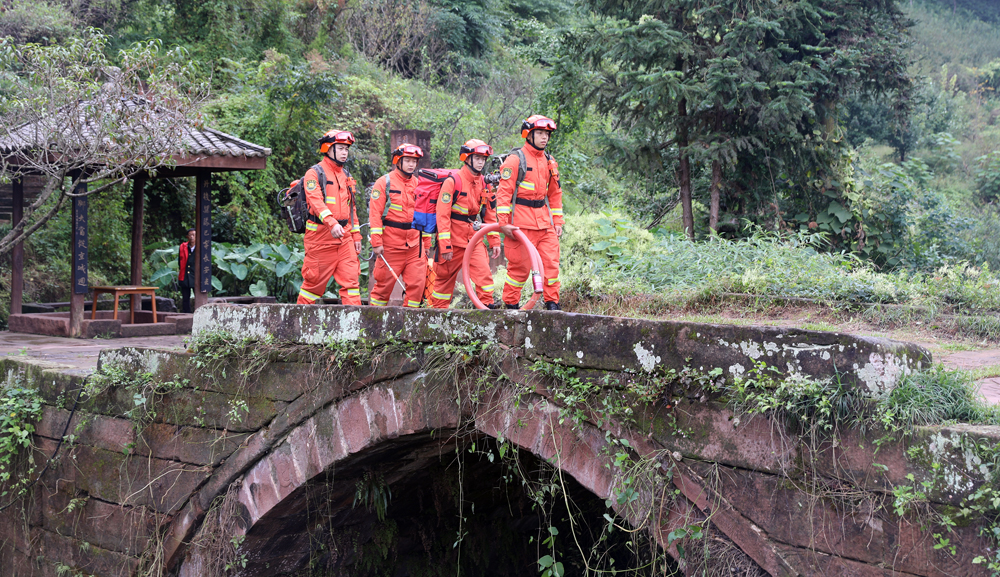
[267,442,302,501]
[139,423,247,466]
[192,304,525,347]
[521,311,930,393]
[120,321,180,338]
[364,387,401,439]
[649,402,796,475]
[8,313,69,337]
[242,458,281,524]
[36,527,138,577]
[337,396,373,453]
[40,489,160,556]
[83,318,122,338]
[286,418,323,482]
[38,442,208,515]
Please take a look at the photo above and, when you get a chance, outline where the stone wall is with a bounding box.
[1,304,996,577]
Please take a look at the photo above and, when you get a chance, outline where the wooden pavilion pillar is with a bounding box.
[69,177,88,338]
[194,172,212,311]
[130,178,146,314]
[10,177,23,316]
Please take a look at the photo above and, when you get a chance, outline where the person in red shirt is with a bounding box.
[177,228,196,313]
[368,143,427,307]
[430,139,502,309]
[495,115,564,310]
[296,129,363,305]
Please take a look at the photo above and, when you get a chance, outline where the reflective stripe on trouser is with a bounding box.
[502,227,559,306]
[297,240,361,305]
[370,244,427,307]
[430,242,495,309]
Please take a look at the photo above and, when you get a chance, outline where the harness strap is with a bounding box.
[515,198,546,209]
[384,220,412,230]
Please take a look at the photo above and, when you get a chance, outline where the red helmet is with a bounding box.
[459,139,493,162]
[520,115,557,139]
[319,130,355,154]
[391,142,424,165]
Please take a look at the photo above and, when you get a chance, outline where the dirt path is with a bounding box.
[0,331,187,376]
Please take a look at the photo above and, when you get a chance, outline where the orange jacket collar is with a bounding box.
[320,155,344,174]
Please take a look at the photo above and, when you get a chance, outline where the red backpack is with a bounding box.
[379,168,466,233]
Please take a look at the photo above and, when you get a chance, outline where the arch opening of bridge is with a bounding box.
[204,428,677,577]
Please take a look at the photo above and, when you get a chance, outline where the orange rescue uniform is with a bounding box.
[297,156,362,305]
[430,165,500,308]
[495,146,564,305]
[369,170,427,307]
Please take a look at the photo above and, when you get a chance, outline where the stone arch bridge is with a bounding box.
[0,305,997,576]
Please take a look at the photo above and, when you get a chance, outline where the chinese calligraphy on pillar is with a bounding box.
[198,176,212,293]
[72,195,88,294]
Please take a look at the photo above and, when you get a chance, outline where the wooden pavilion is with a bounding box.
[2,104,271,338]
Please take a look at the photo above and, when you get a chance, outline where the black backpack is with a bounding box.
[279,165,358,234]
[278,164,327,234]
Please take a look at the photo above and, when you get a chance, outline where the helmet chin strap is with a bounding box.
[395,163,414,178]
[526,132,546,151]
[465,159,482,175]
[327,151,346,166]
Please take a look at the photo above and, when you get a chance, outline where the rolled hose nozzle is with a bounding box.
[461,223,545,310]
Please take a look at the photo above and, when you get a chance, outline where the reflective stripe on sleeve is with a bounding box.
[438,232,451,240]
[319,209,333,220]
[497,206,511,214]
[370,227,383,235]
[550,208,564,216]
[352,225,362,232]
[305,222,319,231]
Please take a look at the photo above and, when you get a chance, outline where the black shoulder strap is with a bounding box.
[511,148,527,221]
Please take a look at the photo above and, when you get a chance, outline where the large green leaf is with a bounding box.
[249,280,268,297]
[276,261,296,278]
[231,263,248,280]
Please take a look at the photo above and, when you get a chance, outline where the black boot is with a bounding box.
[505,304,520,310]
[545,301,561,311]
[486,303,501,309]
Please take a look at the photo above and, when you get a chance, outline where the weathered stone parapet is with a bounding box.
[194,304,931,392]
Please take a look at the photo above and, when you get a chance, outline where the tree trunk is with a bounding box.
[710,159,721,234]
[678,98,694,239]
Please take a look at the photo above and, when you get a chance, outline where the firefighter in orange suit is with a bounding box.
[430,139,502,309]
[369,143,427,307]
[496,115,564,310]
[297,130,363,305]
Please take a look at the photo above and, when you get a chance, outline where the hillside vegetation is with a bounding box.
[4,0,1000,329]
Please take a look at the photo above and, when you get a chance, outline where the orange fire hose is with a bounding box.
[462,223,544,310]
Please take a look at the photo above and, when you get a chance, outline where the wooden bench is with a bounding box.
[90,286,158,324]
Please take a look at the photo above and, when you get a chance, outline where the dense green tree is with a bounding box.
[551,0,913,241]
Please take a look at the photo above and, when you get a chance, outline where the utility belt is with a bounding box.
[308,215,350,227]
[451,213,476,224]
[383,219,412,230]
[515,198,546,209]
